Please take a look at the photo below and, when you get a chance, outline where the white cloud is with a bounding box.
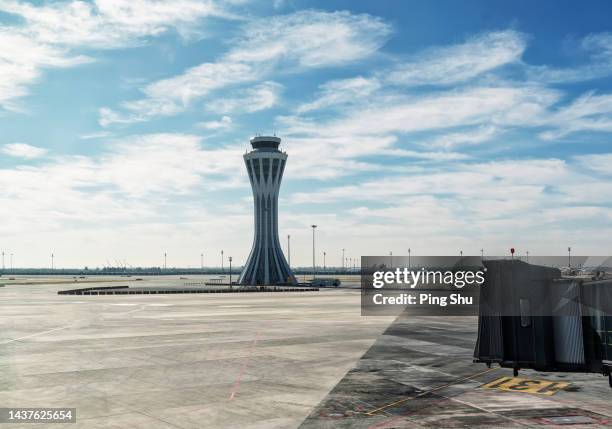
[0,0,239,110]
[198,115,232,129]
[275,33,532,184]
[528,33,612,83]
[426,125,499,149]
[381,148,470,160]
[279,136,390,179]
[282,86,560,138]
[385,30,526,86]
[289,158,567,204]
[281,155,612,255]
[0,132,257,266]
[79,131,112,140]
[296,76,380,113]
[539,91,612,139]
[289,157,611,227]
[0,133,243,207]
[5,18,612,264]
[141,62,257,108]
[205,81,282,114]
[1,142,48,159]
[98,107,135,127]
[0,133,250,254]
[0,0,234,49]
[0,30,91,111]
[226,10,391,67]
[574,153,612,176]
[276,134,468,180]
[99,62,257,125]
[287,30,612,144]
[5,144,611,265]
[263,27,612,227]
[100,10,391,125]
[96,133,245,196]
[274,83,561,181]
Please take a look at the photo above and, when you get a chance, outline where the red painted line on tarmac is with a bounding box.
[229,331,261,400]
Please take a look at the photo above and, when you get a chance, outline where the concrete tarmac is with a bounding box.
[0,276,392,428]
[300,315,612,428]
[2,276,611,428]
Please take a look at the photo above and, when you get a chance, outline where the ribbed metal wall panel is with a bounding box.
[552,283,585,365]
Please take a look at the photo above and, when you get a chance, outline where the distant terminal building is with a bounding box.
[239,136,297,285]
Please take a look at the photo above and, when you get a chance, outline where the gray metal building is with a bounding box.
[239,136,296,285]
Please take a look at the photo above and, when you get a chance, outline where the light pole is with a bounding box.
[323,251,326,271]
[164,252,167,269]
[526,250,529,263]
[229,256,233,287]
[287,235,291,267]
[568,247,571,269]
[201,253,204,271]
[408,248,411,270]
[221,250,224,273]
[311,225,317,279]
[342,248,345,270]
[480,248,484,258]
[51,253,54,270]
[389,251,393,269]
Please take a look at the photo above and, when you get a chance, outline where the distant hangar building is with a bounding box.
[239,136,297,285]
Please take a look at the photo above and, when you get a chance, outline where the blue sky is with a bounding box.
[1,0,612,268]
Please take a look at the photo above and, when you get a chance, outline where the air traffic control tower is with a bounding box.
[239,136,297,285]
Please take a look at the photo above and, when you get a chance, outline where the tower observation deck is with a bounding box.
[239,136,297,285]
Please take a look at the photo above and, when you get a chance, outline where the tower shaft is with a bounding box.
[239,137,296,285]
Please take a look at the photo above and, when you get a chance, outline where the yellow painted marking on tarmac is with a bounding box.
[365,367,499,416]
[480,376,570,396]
